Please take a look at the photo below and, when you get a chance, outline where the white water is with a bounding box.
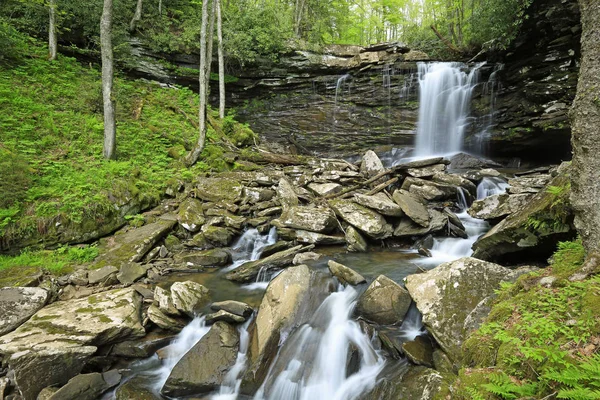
[253,285,385,400]
[477,177,509,199]
[414,62,483,157]
[222,227,278,273]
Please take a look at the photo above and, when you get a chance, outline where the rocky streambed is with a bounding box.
[0,149,575,399]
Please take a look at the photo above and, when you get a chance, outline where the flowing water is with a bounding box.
[414,62,484,157]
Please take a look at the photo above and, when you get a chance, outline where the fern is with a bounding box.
[544,355,600,399]
[466,387,487,400]
[481,372,537,400]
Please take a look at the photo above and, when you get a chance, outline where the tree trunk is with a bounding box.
[101,0,116,160]
[130,0,143,32]
[216,0,225,119]
[185,0,211,166]
[48,0,57,61]
[159,0,163,15]
[570,0,600,254]
[204,0,216,98]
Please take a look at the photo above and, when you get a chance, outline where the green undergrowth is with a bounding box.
[0,244,99,276]
[446,239,600,399]
[0,31,257,255]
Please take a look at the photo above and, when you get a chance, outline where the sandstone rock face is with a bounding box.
[329,199,393,239]
[345,226,368,252]
[353,193,404,217]
[170,281,210,317]
[275,177,299,209]
[244,265,312,390]
[468,193,531,221]
[195,177,243,203]
[394,210,447,237]
[0,287,48,336]
[392,190,430,227]
[0,288,144,400]
[355,275,411,325]
[308,182,343,197]
[177,198,205,232]
[360,150,386,178]
[276,206,338,233]
[327,260,366,286]
[162,321,239,397]
[405,257,532,361]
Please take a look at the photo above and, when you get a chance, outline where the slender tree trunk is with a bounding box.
[130,0,143,32]
[570,0,600,255]
[101,0,116,160]
[185,0,211,166]
[216,0,225,119]
[159,0,163,15]
[205,0,216,98]
[48,0,57,61]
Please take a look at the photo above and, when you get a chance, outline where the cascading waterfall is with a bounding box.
[253,285,385,400]
[334,74,351,120]
[414,62,483,157]
[477,177,509,199]
[222,227,277,274]
[474,64,504,154]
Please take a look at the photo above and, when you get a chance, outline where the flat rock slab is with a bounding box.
[0,287,48,336]
[195,177,244,203]
[329,199,393,239]
[394,210,447,238]
[392,190,430,227]
[225,245,311,283]
[393,157,445,170]
[275,206,338,233]
[328,260,366,286]
[307,182,343,197]
[177,198,205,233]
[92,219,176,270]
[211,300,253,318]
[353,193,404,217]
[44,371,121,400]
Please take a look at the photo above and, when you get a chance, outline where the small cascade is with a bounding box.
[398,305,426,341]
[222,227,277,273]
[477,177,509,199]
[211,319,253,400]
[253,285,385,400]
[474,64,504,154]
[334,74,351,117]
[414,62,484,157]
[399,69,419,104]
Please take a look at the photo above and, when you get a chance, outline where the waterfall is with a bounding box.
[477,177,509,199]
[334,74,351,113]
[474,64,504,154]
[414,62,483,157]
[253,285,385,400]
[222,227,278,273]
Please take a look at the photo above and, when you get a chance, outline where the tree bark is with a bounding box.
[204,0,216,98]
[159,0,163,15]
[216,0,225,119]
[570,0,600,254]
[101,0,116,160]
[430,24,461,53]
[130,0,143,32]
[48,0,57,60]
[185,0,211,166]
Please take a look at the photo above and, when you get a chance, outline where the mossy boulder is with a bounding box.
[177,198,205,233]
[355,275,411,325]
[195,177,243,203]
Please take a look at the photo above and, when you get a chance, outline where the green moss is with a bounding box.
[75,307,104,313]
[97,315,112,323]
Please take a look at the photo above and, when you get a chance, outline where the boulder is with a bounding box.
[353,193,404,217]
[0,287,48,336]
[43,371,121,400]
[243,265,312,391]
[360,150,386,178]
[275,177,299,209]
[293,251,322,264]
[199,225,235,247]
[205,310,246,324]
[0,288,144,400]
[116,262,147,285]
[195,177,244,203]
[178,248,232,267]
[307,182,343,197]
[294,230,346,245]
[345,226,368,252]
[242,187,275,204]
[406,164,446,178]
[508,174,552,194]
[394,210,447,238]
[162,321,239,397]
[329,199,393,239]
[275,206,338,233]
[402,177,457,201]
[109,331,173,358]
[448,152,501,170]
[170,281,210,317]
[115,376,161,400]
[405,257,533,361]
[472,166,575,262]
[210,300,253,318]
[177,198,205,233]
[91,218,176,270]
[225,245,311,283]
[392,190,430,227]
[355,275,411,325]
[402,336,434,367]
[432,172,477,194]
[327,260,366,285]
[148,304,186,331]
[393,157,445,170]
[154,286,180,316]
[87,265,118,285]
[468,193,531,221]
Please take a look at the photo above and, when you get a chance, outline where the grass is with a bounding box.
[0,31,254,255]
[0,244,99,275]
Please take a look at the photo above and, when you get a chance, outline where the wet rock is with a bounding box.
[115,376,161,400]
[117,262,147,285]
[406,164,446,178]
[88,265,118,285]
[162,321,239,397]
[256,206,282,217]
[177,198,205,233]
[195,177,243,203]
[91,219,177,270]
[392,190,430,227]
[353,193,404,217]
[178,248,232,267]
[473,166,574,262]
[355,275,411,325]
[244,265,312,391]
[0,287,48,336]
[294,230,346,245]
[205,309,246,324]
[225,245,310,283]
[448,222,468,239]
[275,205,338,233]
[260,241,293,258]
[307,182,343,197]
[433,349,454,374]
[394,157,445,170]
[210,300,253,318]
[242,187,275,204]
[275,177,299,209]
[468,193,531,221]
[442,208,465,230]
[293,251,322,264]
[345,226,368,252]
[327,260,366,286]
[42,371,121,400]
[394,210,447,237]
[360,150,386,178]
[148,304,186,331]
[433,172,477,194]
[170,281,210,317]
[448,152,501,170]
[402,335,434,367]
[198,226,235,247]
[508,174,552,194]
[402,177,457,201]
[0,289,144,400]
[155,286,180,316]
[110,331,173,358]
[405,257,533,361]
[329,199,393,239]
